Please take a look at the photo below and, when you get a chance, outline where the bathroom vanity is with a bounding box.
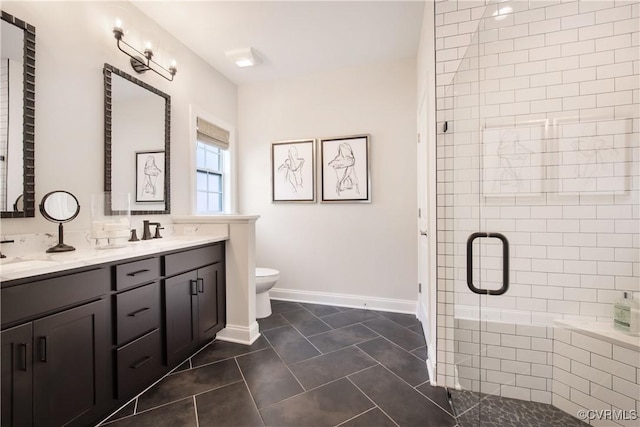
[0,237,226,427]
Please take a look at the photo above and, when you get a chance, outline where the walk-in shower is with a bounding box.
[435,0,639,425]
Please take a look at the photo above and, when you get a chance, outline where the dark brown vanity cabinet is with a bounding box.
[112,257,163,401]
[0,241,226,426]
[1,269,108,427]
[1,323,33,427]
[164,245,226,367]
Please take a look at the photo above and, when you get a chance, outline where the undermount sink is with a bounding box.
[0,259,59,274]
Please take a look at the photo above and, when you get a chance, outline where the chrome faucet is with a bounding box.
[0,239,15,259]
[141,221,163,240]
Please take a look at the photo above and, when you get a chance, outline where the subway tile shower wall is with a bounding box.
[434,0,639,390]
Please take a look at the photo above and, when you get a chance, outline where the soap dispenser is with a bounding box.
[614,292,631,332]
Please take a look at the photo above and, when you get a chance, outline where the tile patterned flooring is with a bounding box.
[450,390,589,427]
[100,300,456,427]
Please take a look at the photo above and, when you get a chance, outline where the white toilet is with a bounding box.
[255,268,280,319]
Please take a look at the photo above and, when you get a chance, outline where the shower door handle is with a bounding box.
[466,232,509,296]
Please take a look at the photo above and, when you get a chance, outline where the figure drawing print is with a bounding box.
[278,146,305,193]
[272,140,315,202]
[136,151,165,202]
[321,135,370,202]
[329,142,359,196]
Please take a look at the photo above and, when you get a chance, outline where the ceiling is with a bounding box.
[132,1,425,85]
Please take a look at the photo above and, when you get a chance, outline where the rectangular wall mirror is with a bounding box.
[104,64,171,215]
[0,11,35,218]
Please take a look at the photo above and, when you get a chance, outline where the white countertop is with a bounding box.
[0,234,228,282]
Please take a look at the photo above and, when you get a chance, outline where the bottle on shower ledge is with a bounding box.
[614,292,631,332]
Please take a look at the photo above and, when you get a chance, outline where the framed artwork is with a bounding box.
[271,139,316,202]
[135,150,165,202]
[481,119,547,199]
[320,134,370,203]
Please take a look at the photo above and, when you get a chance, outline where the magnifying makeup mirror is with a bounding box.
[39,190,80,253]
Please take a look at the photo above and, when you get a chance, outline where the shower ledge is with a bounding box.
[555,319,640,352]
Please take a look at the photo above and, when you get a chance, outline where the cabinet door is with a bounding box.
[164,271,198,367]
[1,323,33,427]
[33,299,107,427]
[197,263,224,342]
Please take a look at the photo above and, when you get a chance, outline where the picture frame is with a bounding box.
[135,150,165,202]
[271,139,316,202]
[320,134,370,203]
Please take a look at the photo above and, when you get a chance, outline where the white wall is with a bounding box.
[0,1,237,235]
[238,58,419,305]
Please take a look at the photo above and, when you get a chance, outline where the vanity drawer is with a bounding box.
[114,257,161,291]
[115,282,160,346]
[116,328,163,399]
[1,268,106,326]
[164,244,223,277]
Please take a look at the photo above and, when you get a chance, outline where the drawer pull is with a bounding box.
[39,337,47,363]
[126,269,150,277]
[19,343,28,371]
[197,277,204,293]
[190,280,198,296]
[130,356,152,369]
[128,307,151,317]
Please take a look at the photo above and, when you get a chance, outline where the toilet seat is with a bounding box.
[256,268,279,277]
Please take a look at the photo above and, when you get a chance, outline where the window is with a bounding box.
[194,116,231,214]
[196,142,224,213]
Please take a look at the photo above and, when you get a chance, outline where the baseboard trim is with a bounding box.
[416,297,436,383]
[270,287,417,314]
[216,321,260,345]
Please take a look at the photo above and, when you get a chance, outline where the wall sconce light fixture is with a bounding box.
[113,19,177,81]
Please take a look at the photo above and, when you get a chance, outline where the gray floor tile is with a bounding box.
[411,345,428,361]
[375,311,420,327]
[258,313,290,331]
[263,324,320,364]
[307,323,380,353]
[416,383,453,416]
[338,407,397,427]
[236,347,303,409]
[363,317,425,351]
[260,378,374,427]
[104,398,196,427]
[136,359,242,412]
[196,381,264,426]
[271,301,304,314]
[191,336,269,368]
[280,309,332,336]
[357,337,429,386]
[100,400,136,424]
[322,309,381,329]
[170,360,191,375]
[349,365,456,427]
[407,323,425,336]
[289,346,377,390]
[300,302,341,317]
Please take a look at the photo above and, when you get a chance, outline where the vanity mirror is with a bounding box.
[103,64,170,215]
[40,190,80,253]
[0,11,35,218]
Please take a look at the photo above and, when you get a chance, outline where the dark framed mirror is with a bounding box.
[103,63,170,215]
[0,11,35,218]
